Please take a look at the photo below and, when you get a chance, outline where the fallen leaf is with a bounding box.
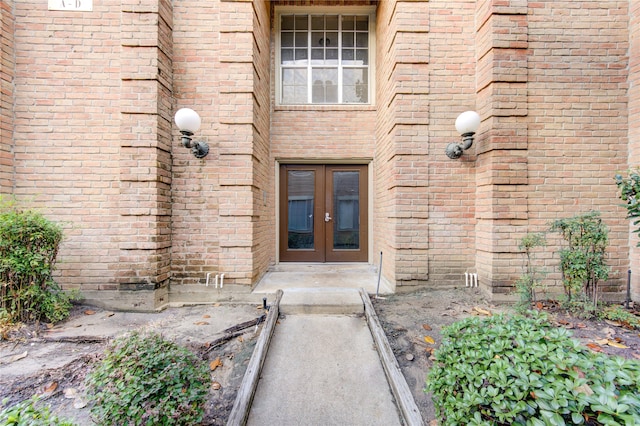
[202,314,211,319]
[605,319,623,327]
[422,324,432,331]
[212,382,222,391]
[633,353,640,360]
[84,310,95,315]
[214,303,221,307]
[536,302,544,310]
[424,336,435,344]
[607,340,629,349]
[557,319,570,325]
[237,336,244,343]
[576,323,587,329]
[194,321,209,326]
[595,338,609,346]
[209,358,222,371]
[473,306,492,316]
[43,382,58,394]
[64,388,78,399]
[73,398,87,409]
[575,383,594,396]
[2,351,28,364]
[46,323,54,329]
[586,343,604,353]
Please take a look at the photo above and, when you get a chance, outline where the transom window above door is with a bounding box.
[276,9,375,105]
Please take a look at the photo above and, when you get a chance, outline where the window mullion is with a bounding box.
[307,14,312,104]
[338,15,343,104]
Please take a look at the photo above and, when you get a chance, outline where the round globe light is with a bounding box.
[454,111,481,135]
[174,108,201,133]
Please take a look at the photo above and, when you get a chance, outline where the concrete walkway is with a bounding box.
[232,287,423,426]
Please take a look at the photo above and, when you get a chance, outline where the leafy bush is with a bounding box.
[0,201,77,323]
[615,170,640,246]
[85,332,210,426]
[426,312,640,425]
[550,211,609,306]
[515,233,547,309]
[0,396,75,426]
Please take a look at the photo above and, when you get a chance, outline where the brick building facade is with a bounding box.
[0,0,637,310]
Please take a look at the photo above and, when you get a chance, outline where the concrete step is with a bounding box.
[279,288,364,315]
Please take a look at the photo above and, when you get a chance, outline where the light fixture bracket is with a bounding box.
[179,130,209,159]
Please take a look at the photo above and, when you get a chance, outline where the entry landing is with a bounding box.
[252,263,394,295]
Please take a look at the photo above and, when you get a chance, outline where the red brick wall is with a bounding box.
[425,0,479,288]
[0,0,13,194]
[11,0,122,292]
[2,0,636,307]
[474,0,529,296]
[527,1,630,297]
[375,0,479,290]
[629,1,640,300]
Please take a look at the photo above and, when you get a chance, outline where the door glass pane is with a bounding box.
[333,171,360,250]
[288,170,315,249]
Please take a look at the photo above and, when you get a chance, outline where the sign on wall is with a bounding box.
[48,0,92,11]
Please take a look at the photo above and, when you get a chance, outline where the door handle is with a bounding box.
[325,212,332,222]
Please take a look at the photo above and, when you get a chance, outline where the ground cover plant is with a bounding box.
[85,331,210,426]
[0,200,77,323]
[426,312,640,426]
[0,396,74,426]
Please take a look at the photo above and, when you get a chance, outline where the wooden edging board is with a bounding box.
[226,289,283,426]
[359,288,425,426]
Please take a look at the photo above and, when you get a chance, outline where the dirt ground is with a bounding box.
[1,288,639,425]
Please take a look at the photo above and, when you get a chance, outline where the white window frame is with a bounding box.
[275,6,376,106]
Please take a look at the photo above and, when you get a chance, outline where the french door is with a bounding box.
[279,164,368,262]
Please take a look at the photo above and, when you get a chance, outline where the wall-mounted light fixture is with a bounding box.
[174,108,209,158]
[445,111,481,159]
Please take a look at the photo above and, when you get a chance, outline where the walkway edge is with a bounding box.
[360,288,425,426]
[227,289,283,426]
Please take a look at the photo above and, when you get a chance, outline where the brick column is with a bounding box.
[474,0,529,299]
[0,0,13,194]
[376,0,430,289]
[217,0,271,286]
[117,0,173,308]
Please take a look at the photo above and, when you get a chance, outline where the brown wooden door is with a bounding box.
[279,164,368,262]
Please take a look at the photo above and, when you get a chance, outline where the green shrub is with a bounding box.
[0,396,75,426]
[85,331,210,426]
[426,312,640,425]
[0,201,77,323]
[550,211,609,306]
[615,170,640,246]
